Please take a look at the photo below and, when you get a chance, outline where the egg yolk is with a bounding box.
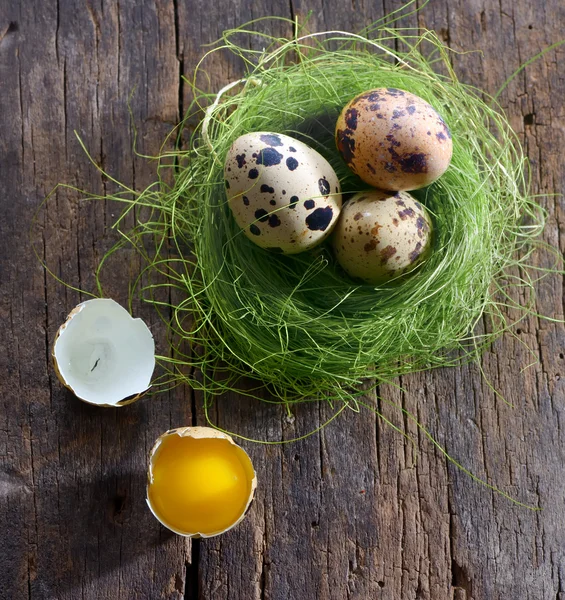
[148,435,253,535]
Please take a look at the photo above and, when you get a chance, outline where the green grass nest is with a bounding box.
[94,19,548,410]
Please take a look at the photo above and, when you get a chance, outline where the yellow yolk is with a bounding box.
[148,435,253,535]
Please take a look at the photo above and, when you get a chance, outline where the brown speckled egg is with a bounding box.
[225,132,342,254]
[332,190,433,284]
[335,88,452,191]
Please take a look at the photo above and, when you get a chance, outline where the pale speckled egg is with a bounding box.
[224,132,342,254]
[335,88,452,191]
[332,190,433,284]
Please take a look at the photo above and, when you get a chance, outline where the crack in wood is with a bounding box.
[173,0,185,125]
[184,539,200,600]
[0,20,18,44]
[259,552,268,600]
[451,558,473,598]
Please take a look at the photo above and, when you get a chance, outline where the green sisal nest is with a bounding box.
[91,19,549,413]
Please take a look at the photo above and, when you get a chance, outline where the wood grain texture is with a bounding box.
[1,1,564,599]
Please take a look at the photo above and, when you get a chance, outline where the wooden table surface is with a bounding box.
[2,1,564,599]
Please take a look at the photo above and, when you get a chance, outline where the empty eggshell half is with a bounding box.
[146,427,257,538]
[52,298,155,407]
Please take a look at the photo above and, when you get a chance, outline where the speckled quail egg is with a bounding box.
[224,132,342,254]
[52,298,155,406]
[332,190,433,284]
[335,88,452,191]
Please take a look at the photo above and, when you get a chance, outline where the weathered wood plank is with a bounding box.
[1,1,190,598]
[0,9,39,600]
[440,2,565,599]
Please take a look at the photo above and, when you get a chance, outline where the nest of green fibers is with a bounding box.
[102,21,548,406]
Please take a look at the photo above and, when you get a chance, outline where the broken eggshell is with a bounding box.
[146,427,257,538]
[52,298,155,407]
